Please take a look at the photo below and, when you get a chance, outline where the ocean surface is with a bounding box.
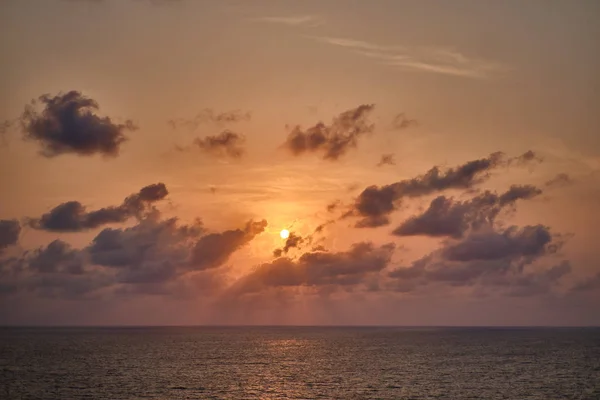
[1,327,599,399]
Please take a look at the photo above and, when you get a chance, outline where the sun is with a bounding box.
[280,229,290,239]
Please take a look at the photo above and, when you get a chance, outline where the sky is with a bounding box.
[0,0,599,326]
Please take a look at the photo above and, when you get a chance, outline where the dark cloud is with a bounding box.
[314,220,334,234]
[377,154,395,167]
[28,201,125,232]
[235,242,395,293]
[24,270,114,300]
[391,113,418,130]
[89,216,264,277]
[0,239,113,299]
[509,150,543,166]
[0,220,20,252]
[442,224,557,262]
[500,260,571,297]
[28,240,85,274]
[273,232,304,257]
[0,213,266,300]
[326,200,341,213]
[28,183,169,232]
[282,104,375,160]
[88,216,204,270]
[191,130,245,159]
[168,109,251,130]
[190,220,267,270]
[393,185,542,238]
[19,91,136,158]
[121,183,169,215]
[545,173,574,188]
[388,224,567,294]
[349,152,507,227]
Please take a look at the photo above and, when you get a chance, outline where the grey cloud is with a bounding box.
[510,150,543,166]
[350,152,506,227]
[236,242,395,293]
[393,185,542,238]
[282,104,375,161]
[191,130,245,159]
[28,183,168,232]
[388,224,567,294]
[0,240,110,299]
[20,91,136,158]
[0,220,20,252]
[1,214,265,300]
[472,259,572,297]
[24,271,114,300]
[442,224,557,263]
[28,240,85,274]
[273,232,305,257]
[88,216,203,270]
[377,154,396,167]
[190,219,267,270]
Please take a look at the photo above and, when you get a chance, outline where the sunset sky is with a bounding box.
[1,0,599,326]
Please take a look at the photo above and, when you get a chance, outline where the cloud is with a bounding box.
[326,200,341,213]
[388,224,568,295]
[0,220,20,253]
[441,224,558,263]
[255,15,323,27]
[88,216,210,289]
[234,242,395,294]
[282,104,375,160]
[314,220,334,234]
[571,272,600,293]
[545,173,574,188]
[509,150,543,166]
[312,36,507,79]
[0,239,111,299]
[188,130,246,159]
[190,219,267,270]
[1,213,266,300]
[168,109,251,130]
[88,216,203,270]
[391,113,418,130]
[28,240,86,274]
[28,183,168,232]
[19,91,136,158]
[377,154,395,167]
[392,185,542,238]
[273,232,305,257]
[348,152,507,227]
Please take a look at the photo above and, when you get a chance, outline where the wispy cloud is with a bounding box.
[255,15,324,27]
[313,36,507,79]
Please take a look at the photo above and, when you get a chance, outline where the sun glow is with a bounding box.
[280,229,290,239]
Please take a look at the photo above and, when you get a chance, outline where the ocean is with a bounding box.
[1,327,599,399]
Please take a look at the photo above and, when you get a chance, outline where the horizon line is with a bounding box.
[1,324,599,329]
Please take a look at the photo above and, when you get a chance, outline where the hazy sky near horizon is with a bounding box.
[1,0,599,325]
